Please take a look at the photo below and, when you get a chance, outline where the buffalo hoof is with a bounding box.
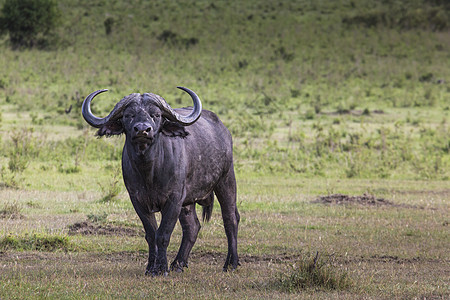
[145,267,168,277]
[170,260,188,273]
[150,270,169,277]
[223,260,240,272]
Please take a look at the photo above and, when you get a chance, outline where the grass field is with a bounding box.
[0,177,448,298]
[0,0,449,298]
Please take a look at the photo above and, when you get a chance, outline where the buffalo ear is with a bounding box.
[161,120,189,138]
[96,120,124,137]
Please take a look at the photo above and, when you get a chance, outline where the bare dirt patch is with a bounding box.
[312,193,423,209]
[67,221,142,236]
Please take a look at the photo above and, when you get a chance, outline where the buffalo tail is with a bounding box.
[202,192,214,222]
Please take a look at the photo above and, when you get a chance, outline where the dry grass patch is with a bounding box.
[0,176,448,299]
[0,201,24,219]
[277,251,352,292]
[67,221,142,236]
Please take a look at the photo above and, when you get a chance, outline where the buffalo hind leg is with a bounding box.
[214,165,240,271]
[171,204,201,272]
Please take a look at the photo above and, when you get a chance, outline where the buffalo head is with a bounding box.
[82,87,202,154]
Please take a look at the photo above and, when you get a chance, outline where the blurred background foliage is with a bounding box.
[0,0,448,186]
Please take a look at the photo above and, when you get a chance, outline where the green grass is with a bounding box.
[0,176,448,298]
[0,0,449,298]
[0,233,69,251]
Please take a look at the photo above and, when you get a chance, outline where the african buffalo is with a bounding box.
[82,87,239,275]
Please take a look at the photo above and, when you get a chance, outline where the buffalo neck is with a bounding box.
[124,134,183,179]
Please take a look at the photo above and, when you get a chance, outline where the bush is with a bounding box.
[0,0,60,48]
[87,213,109,223]
[278,252,351,292]
[342,1,449,31]
[97,168,122,203]
[0,201,23,219]
[157,30,199,49]
[104,17,115,35]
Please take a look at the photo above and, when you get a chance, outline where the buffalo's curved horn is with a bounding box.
[82,89,108,128]
[82,89,134,128]
[82,87,202,128]
[147,87,202,126]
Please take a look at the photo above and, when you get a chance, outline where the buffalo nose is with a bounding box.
[134,124,152,134]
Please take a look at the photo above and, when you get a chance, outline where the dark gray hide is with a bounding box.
[82,87,239,275]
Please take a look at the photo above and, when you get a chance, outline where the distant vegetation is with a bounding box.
[0,0,448,188]
[0,0,60,49]
[342,0,449,31]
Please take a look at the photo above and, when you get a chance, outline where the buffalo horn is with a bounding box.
[147,86,202,126]
[82,89,134,128]
[82,87,202,128]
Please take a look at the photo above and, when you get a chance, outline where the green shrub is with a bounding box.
[157,30,199,50]
[0,0,60,48]
[104,17,115,35]
[342,1,449,31]
[7,127,40,173]
[97,169,122,203]
[58,164,81,174]
[274,46,295,62]
[0,201,23,219]
[278,252,351,292]
[87,212,109,223]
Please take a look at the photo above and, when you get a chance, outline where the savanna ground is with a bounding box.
[0,0,449,299]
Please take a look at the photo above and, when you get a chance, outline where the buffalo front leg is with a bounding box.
[152,201,182,276]
[171,204,201,272]
[143,214,158,275]
[131,201,158,275]
[214,166,240,271]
